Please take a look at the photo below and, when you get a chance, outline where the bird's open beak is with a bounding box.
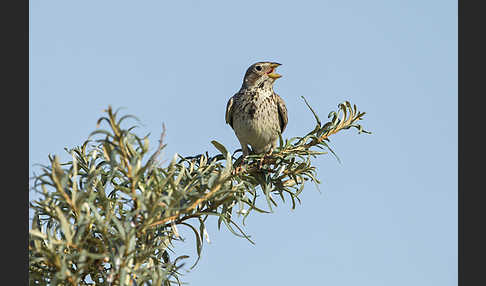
[267,63,282,79]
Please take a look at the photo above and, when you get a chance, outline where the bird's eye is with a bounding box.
[255,65,262,71]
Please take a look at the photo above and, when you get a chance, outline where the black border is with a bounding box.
[459,0,484,285]
[3,0,28,283]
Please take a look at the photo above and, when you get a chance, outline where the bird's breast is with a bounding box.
[236,95,278,125]
[232,92,280,149]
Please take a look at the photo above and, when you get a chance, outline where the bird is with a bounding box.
[225,61,288,159]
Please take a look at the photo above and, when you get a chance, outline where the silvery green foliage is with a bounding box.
[29,98,369,285]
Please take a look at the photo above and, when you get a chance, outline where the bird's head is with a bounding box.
[241,61,282,89]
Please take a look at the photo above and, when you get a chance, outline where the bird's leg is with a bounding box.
[233,141,250,175]
[241,144,250,158]
[258,147,274,169]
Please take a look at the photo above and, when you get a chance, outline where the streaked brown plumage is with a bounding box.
[225,61,288,157]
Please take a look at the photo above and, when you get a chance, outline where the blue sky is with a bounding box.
[29,1,457,285]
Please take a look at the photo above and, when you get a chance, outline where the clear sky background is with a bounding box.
[29,1,457,285]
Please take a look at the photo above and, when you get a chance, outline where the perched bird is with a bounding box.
[225,61,288,158]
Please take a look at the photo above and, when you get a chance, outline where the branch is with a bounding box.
[29,99,370,286]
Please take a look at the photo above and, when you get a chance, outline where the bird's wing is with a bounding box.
[275,94,288,133]
[225,96,235,128]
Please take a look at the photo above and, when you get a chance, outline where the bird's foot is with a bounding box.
[258,148,274,169]
[232,164,246,175]
[232,155,247,175]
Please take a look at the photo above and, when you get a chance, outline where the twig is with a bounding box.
[147,123,167,173]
